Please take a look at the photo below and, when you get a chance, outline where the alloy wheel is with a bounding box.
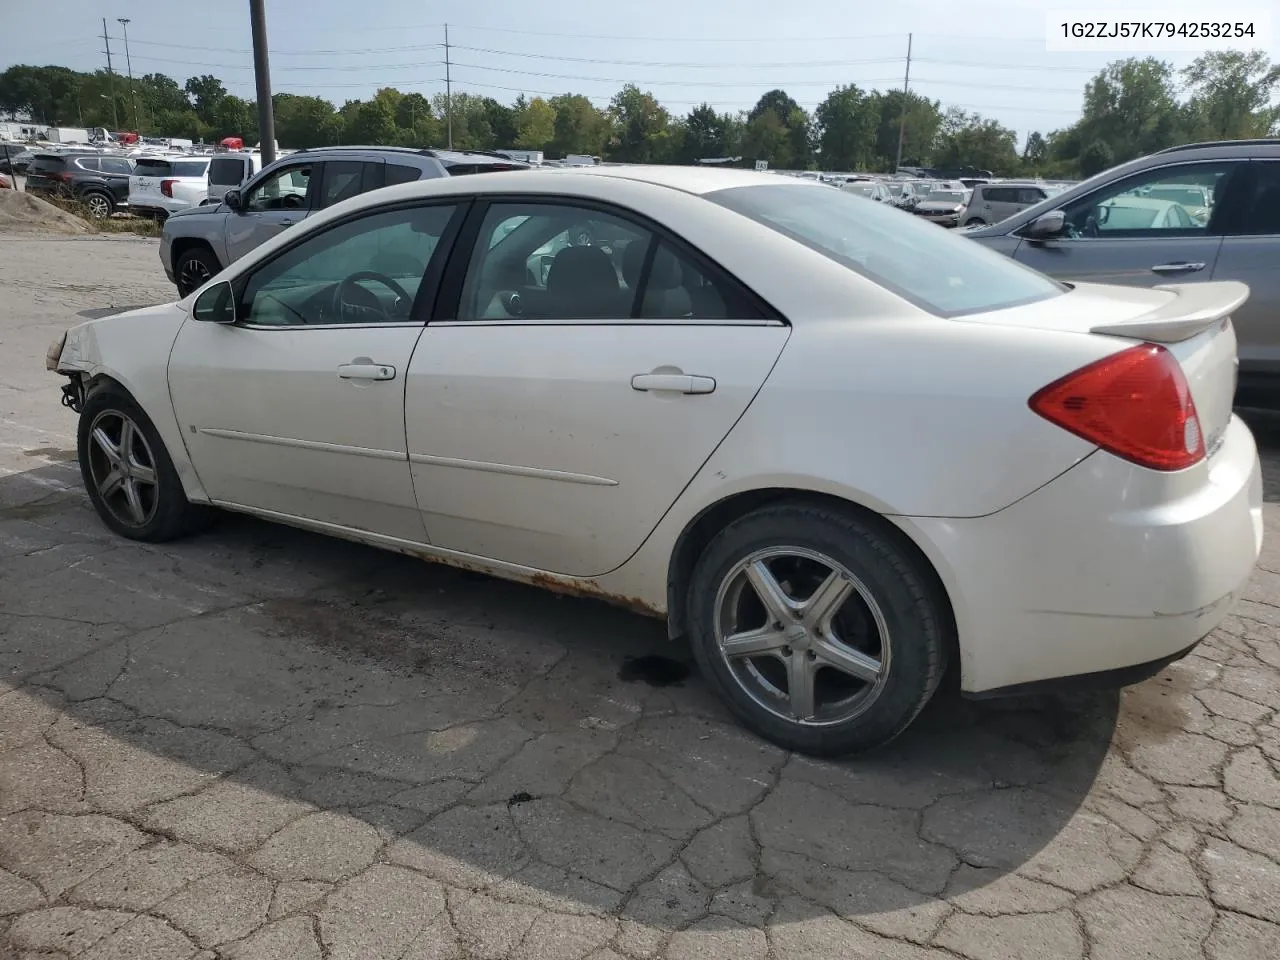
[84,194,111,219]
[713,546,891,726]
[86,410,159,527]
[178,258,211,294]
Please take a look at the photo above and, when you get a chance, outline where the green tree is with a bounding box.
[933,108,1020,174]
[606,85,670,162]
[516,96,555,149]
[1182,49,1280,140]
[1074,57,1184,165]
[815,84,875,170]
[742,109,789,167]
[1079,138,1115,177]
[1022,131,1048,167]
[547,94,608,157]
[273,93,338,149]
[183,74,227,126]
[680,103,729,161]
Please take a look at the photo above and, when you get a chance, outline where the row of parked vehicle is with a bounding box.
[834,174,1075,228]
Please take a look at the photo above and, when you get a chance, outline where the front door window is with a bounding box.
[245,164,313,212]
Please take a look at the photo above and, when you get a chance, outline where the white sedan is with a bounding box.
[47,166,1263,756]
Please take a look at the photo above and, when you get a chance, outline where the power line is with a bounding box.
[446,62,905,88]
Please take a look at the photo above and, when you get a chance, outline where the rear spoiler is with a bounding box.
[1089,281,1249,344]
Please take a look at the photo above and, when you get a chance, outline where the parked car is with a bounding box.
[841,180,893,202]
[966,138,1280,406]
[0,148,35,174]
[961,181,1053,227]
[129,155,212,219]
[23,151,133,218]
[161,145,529,295]
[912,187,970,226]
[885,180,921,209]
[49,166,1261,756]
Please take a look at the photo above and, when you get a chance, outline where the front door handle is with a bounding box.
[631,373,716,395]
[1151,261,1206,274]
[337,361,396,381]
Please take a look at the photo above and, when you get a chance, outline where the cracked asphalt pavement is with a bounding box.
[2,235,1279,959]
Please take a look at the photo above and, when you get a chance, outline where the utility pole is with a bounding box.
[894,32,913,173]
[117,19,139,132]
[444,23,453,149]
[249,0,276,164]
[101,18,120,130]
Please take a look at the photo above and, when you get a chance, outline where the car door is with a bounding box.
[404,198,790,578]
[99,156,134,205]
[169,199,466,538]
[1012,160,1242,287]
[1209,159,1280,390]
[224,159,318,263]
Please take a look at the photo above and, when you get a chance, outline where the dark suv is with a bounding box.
[161,145,528,294]
[965,139,1280,406]
[23,152,134,218]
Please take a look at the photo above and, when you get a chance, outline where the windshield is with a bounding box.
[927,191,965,203]
[886,183,905,195]
[707,183,1064,317]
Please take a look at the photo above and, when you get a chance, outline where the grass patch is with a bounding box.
[43,194,163,237]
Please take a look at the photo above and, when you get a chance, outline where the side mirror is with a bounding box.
[1025,210,1066,240]
[191,280,236,323]
[223,188,242,212]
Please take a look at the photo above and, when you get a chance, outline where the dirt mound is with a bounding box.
[0,190,92,235]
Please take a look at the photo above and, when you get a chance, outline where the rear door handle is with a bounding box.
[1151,261,1206,274]
[338,362,396,381]
[631,373,716,394]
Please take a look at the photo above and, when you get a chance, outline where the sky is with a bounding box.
[4,0,1279,144]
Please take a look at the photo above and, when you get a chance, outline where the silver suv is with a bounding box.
[960,181,1052,227]
[966,139,1280,406]
[161,146,528,295]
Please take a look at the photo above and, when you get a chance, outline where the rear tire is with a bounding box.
[81,190,113,219]
[77,382,212,542]
[174,246,220,296]
[685,501,950,756]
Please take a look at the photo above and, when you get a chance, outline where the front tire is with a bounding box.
[77,383,211,542]
[686,501,950,756]
[174,246,220,296]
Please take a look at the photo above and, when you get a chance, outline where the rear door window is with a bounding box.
[100,158,133,175]
[74,157,101,173]
[133,158,172,177]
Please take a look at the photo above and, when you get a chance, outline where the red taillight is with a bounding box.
[161,179,177,198]
[1029,343,1205,471]
[55,171,74,183]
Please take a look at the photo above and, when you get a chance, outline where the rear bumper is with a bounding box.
[899,414,1263,693]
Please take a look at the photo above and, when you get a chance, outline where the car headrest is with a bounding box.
[546,245,618,297]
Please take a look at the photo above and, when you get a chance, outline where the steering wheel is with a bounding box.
[281,193,306,209]
[331,271,413,323]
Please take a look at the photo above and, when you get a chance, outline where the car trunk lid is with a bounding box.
[963,280,1245,458]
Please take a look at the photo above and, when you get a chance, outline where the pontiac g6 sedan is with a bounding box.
[47,166,1263,756]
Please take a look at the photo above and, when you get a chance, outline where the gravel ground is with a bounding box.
[2,235,1279,960]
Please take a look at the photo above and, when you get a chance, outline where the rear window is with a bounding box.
[386,163,422,185]
[209,157,248,185]
[172,159,210,177]
[708,183,1065,318]
[29,155,68,173]
[133,158,172,176]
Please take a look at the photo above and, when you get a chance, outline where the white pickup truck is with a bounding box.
[129,156,211,219]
